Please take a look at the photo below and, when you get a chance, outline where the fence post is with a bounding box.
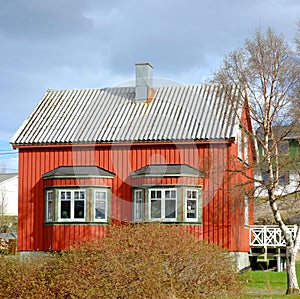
[8,239,16,255]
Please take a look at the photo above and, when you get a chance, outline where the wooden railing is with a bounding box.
[250,225,297,247]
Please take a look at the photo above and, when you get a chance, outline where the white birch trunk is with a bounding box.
[269,194,300,294]
[286,242,299,294]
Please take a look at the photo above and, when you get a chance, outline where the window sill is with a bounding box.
[131,220,202,225]
[44,221,109,225]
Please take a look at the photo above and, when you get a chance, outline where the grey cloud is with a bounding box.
[83,0,300,74]
[0,0,299,142]
[0,0,94,41]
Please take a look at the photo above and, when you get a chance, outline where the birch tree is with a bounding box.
[212,27,300,294]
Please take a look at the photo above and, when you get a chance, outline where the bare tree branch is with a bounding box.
[211,26,300,294]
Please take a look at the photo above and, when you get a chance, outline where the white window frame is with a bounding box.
[58,189,86,222]
[244,194,249,227]
[244,132,249,164]
[134,189,143,221]
[237,127,243,160]
[278,171,290,186]
[93,189,108,222]
[184,189,199,222]
[148,188,177,221]
[46,190,54,222]
[278,140,289,155]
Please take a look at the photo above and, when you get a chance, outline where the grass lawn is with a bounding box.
[244,262,300,298]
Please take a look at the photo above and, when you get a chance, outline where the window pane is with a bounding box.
[165,190,170,198]
[262,171,270,183]
[165,200,176,218]
[74,200,85,218]
[187,199,197,219]
[66,191,71,200]
[136,201,142,220]
[244,134,249,164]
[244,195,249,227]
[96,191,106,200]
[74,191,79,199]
[46,191,54,221]
[185,189,199,221]
[171,190,176,198]
[151,200,161,218]
[279,172,289,185]
[135,190,143,220]
[279,141,289,155]
[61,191,65,200]
[48,199,53,220]
[61,201,70,218]
[48,191,53,200]
[95,201,106,219]
[95,190,107,220]
[238,128,242,160]
[80,191,85,199]
[135,190,142,200]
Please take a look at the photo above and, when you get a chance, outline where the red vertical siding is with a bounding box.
[17,138,253,252]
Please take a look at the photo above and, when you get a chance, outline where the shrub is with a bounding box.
[0,224,244,298]
[0,237,8,254]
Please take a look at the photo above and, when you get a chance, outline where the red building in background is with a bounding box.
[11,63,254,270]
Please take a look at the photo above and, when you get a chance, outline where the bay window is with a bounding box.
[45,187,110,223]
[43,165,114,224]
[130,164,204,223]
[133,186,201,223]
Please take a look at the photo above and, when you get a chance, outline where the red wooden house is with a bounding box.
[11,63,254,269]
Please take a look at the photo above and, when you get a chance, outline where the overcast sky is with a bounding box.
[0,0,299,171]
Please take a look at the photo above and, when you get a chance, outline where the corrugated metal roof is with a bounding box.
[0,173,18,183]
[11,85,243,145]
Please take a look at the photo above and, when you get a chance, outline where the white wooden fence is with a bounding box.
[250,225,297,247]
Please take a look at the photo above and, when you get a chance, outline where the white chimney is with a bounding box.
[135,62,153,102]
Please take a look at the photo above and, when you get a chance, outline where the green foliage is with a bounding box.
[0,224,244,298]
